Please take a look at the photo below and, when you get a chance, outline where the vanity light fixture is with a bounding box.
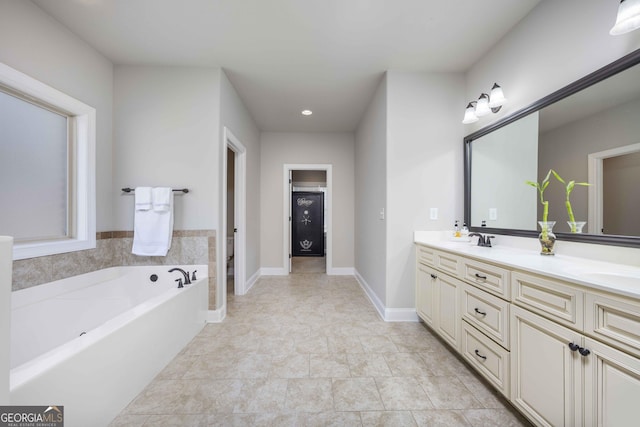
[462,102,479,124]
[610,0,640,35]
[462,83,507,124]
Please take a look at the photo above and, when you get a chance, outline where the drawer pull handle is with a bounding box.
[474,273,487,280]
[430,273,437,279]
[568,342,580,352]
[474,349,487,360]
[474,308,487,316]
[578,347,591,357]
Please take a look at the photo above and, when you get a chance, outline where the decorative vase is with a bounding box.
[538,221,556,256]
[567,221,586,233]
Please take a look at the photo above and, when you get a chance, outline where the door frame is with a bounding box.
[588,142,640,234]
[219,128,247,309]
[283,164,332,274]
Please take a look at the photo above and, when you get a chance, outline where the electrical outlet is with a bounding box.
[379,208,385,220]
[430,208,438,220]
[489,208,498,221]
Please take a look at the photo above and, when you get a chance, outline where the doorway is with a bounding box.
[227,147,236,293]
[212,127,246,322]
[283,164,332,274]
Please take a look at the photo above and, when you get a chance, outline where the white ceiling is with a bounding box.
[33,0,540,132]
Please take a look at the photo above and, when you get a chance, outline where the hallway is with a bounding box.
[110,274,529,426]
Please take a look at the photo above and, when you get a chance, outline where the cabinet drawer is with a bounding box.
[461,258,510,299]
[436,251,460,277]
[417,245,436,267]
[462,284,510,349]
[585,292,640,358]
[512,271,584,330]
[461,321,510,398]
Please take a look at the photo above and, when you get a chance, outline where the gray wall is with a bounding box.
[355,75,388,306]
[0,0,113,231]
[260,132,355,271]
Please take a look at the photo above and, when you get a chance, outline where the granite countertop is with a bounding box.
[414,233,640,299]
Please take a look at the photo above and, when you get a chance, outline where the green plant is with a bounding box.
[526,169,552,223]
[550,170,590,232]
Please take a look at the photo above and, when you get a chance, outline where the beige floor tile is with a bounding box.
[284,378,334,412]
[359,335,399,353]
[233,378,288,413]
[269,353,310,378]
[112,273,528,426]
[303,411,363,427]
[412,409,471,426]
[141,414,208,426]
[310,353,351,378]
[461,408,531,427]
[108,414,148,427]
[417,376,484,410]
[332,378,384,411]
[375,377,434,411]
[348,353,393,377]
[383,352,434,377]
[360,411,418,426]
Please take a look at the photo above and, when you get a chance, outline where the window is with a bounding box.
[0,63,96,260]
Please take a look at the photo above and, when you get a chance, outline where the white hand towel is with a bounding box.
[134,187,152,211]
[152,187,172,212]
[132,188,173,256]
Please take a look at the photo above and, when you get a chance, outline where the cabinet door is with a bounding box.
[416,263,437,327]
[511,306,583,427]
[584,337,640,427]
[435,272,461,351]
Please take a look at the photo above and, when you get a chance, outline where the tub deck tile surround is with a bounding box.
[110,273,532,427]
[11,230,216,292]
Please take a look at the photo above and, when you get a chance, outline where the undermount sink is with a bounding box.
[575,271,640,288]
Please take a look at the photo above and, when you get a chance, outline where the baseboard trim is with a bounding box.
[206,307,226,323]
[245,269,260,293]
[384,308,419,322]
[354,269,419,322]
[260,267,288,276]
[354,270,385,321]
[327,267,355,275]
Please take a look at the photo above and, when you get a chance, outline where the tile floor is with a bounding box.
[110,273,532,426]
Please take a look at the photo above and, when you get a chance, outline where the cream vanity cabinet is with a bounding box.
[511,272,640,427]
[415,242,640,427]
[415,247,462,350]
[415,244,510,395]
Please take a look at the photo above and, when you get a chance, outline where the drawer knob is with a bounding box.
[474,273,487,280]
[474,349,487,360]
[578,347,591,357]
[430,273,437,279]
[474,308,487,316]
[568,342,580,352]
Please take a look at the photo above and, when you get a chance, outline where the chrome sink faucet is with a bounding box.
[469,232,495,247]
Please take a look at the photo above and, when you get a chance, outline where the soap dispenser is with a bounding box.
[454,221,461,238]
[461,222,469,238]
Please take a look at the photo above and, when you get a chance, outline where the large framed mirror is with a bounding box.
[464,48,640,247]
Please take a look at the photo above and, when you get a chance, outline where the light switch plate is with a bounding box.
[430,208,438,220]
[489,208,498,220]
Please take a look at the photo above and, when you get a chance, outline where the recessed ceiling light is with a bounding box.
[301,109,313,116]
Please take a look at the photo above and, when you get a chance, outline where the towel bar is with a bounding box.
[121,187,189,193]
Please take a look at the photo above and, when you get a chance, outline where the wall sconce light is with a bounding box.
[462,83,507,124]
[611,0,640,35]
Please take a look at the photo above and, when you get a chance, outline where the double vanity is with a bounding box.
[414,232,640,427]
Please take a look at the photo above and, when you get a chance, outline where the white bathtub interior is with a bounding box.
[9,265,208,427]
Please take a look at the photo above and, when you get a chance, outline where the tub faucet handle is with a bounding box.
[185,271,191,285]
[191,270,197,281]
[175,278,183,288]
